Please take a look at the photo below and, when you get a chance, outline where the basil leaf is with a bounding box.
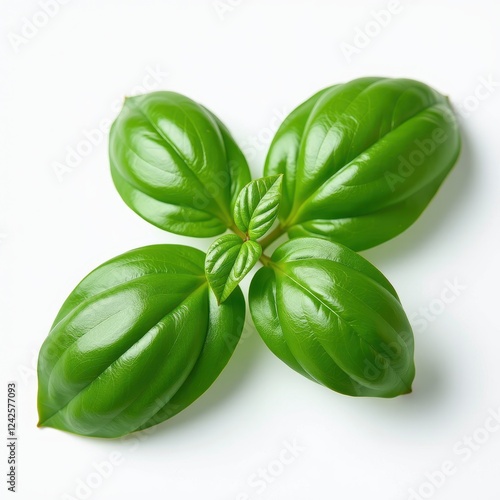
[233,175,283,240]
[265,77,461,250]
[110,91,251,237]
[249,238,415,398]
[205,234,261,304]
[37,245,245,438]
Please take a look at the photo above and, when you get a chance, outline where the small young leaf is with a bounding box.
[233,175,283,240]
[205,234,262,303]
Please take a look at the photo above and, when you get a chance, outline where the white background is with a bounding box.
[1,1,500,499]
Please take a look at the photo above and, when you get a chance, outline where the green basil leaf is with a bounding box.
[37,245,245,438]
[249,238,415,398]
[233,175,283,240]
[205,234,261,304]
[265,77,461,250]
[110,91,251,237]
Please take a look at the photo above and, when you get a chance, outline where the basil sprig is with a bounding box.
[38,79,461,438]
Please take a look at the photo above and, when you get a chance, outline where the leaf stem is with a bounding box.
[259,253,272,266]
[228,223,247,240]
[258,224,287,250]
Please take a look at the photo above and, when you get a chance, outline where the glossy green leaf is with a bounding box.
[265,77,461,250]
[110,91,251,237]
[37,245,245,438]
[233,175,283,240]
[249,238,415,398]
[205,234,261,304]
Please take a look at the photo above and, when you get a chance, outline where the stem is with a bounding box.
[228,223,247,240]
[258,224,287,250]
[259,253,272,266]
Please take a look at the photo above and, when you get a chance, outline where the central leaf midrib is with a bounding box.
[112,163,225,227]
[288,166,451,233]
[40,281,208,426]
[131,103,232,225]
[51,271,205,332]
[89,284,208,436]
[247,178,281,227]
[288,99,444,226]
[273,262,411,390]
